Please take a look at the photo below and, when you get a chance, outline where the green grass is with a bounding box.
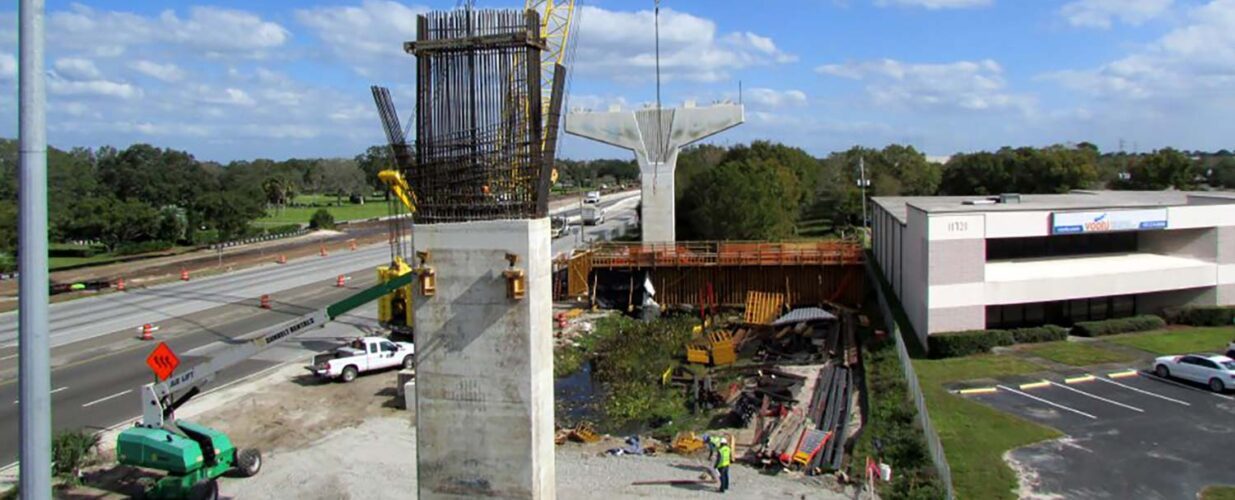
[1020,341,1136,367]
[916,354,1063,500]
[256,200,389,226]
[1201,485,1235,500]
[49,253,127,270]
[1106,326,1234,355]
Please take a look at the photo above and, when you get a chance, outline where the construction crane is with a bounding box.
[371,86,416,338]
[529,0,575,186]
[115,273,419,499]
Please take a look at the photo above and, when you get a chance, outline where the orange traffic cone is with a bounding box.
[336,275,346,288]
[180,269,190,281]
[349,239,357,251]
[140,323,154,341]
[320,245,328,257]
[116,278,126,292]
[260,294,271,309]
[276,254,287,264]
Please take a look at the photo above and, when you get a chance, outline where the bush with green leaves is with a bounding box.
[0,251,14,274]
[585,315,697,430]
[263,223,303,236]
[1008,325,1069,344]
[855,338,946,499]
[927,329,1014,359]
[309,208,335,230]
[1166,306,1235,327]
[1071,315,1165,337]
[52,429,100,482]
[115,240,174,256]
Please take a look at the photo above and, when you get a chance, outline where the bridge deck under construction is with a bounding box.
[561,241,866,308]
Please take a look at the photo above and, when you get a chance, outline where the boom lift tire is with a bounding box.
[235,448,263,477]
[188,479,219,500]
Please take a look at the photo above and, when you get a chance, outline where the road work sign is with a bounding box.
[146,342,180,381]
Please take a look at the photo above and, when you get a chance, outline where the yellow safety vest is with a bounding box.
[718,444,732,468]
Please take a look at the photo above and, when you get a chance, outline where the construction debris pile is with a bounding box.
[738,307,859,475]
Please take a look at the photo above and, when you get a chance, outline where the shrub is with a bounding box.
[115,240,174,256]
[49,245,98,258]
[309,209,335,230]
[1167,306,1235,327]
[52,429,100,482]
[1071,315,1165,337]
[192,229,220,245]
[263,224,303,236]
[1008,325,1069,344]
[0,252,14,274]
[927,329,1014,359]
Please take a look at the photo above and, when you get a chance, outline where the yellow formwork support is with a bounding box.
[744,291,785,325]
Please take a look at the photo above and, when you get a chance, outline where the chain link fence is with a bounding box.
[865,261,955,499]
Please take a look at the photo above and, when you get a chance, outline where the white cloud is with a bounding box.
[1060,0,1173,29]
[52,57,101,80]
[743,88,808,108]
[817,58,1033,113]
[48,78,142,100]
[131,60,186,82]
[1046,0,1235,101]
[48,4,289,58]
[295,1,427,76]
[571,6,796,83]
[0,53,14,80]
[195,86,256,107]
[875,0,991,9]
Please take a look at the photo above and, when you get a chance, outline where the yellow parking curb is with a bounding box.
[1019,380,1051,390]
[1108,370,1138,379]
[1064,375,1096,384]
[957,387,998,395]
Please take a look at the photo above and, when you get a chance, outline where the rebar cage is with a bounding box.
[406,8,556,223]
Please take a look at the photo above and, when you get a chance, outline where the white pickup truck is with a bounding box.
[307,337,414,383]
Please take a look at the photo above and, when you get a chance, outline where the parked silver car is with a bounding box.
[1153,353,1235,392]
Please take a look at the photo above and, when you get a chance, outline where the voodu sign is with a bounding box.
[1051,209,1168,234]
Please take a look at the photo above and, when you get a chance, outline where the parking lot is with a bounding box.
[957,368,1235,498]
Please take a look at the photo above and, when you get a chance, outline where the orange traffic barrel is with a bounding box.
[116,278,126,292]
[180,269,190,281]
[260,294,272,309]
[140,323,154,340]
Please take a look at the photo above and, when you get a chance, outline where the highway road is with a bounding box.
[0,192,639,467]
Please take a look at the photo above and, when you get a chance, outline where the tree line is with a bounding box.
[674,141,1234,241]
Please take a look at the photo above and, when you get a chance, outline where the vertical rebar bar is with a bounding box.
[18,0,51,498]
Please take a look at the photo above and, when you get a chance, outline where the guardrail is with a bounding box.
[864,260,955,499]
[589,240,864,268]
[209,228,310,250]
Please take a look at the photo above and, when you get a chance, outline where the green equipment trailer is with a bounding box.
[115,272,416,499]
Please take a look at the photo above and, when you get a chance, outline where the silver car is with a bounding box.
[1153,354,1235,392]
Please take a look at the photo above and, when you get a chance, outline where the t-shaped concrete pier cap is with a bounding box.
[565,103,744,243]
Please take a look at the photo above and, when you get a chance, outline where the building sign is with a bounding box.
[1051,209,1168,234]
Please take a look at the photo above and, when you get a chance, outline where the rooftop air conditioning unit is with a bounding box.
[999,193,1021,204]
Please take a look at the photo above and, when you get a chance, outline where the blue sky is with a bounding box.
[2,0,1233,162]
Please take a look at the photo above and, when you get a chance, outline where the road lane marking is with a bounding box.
[82,389,132,408]
[13,386,70,404]
[997,385,1098,419]
[1138,372,1235,400]
[1096,377,1190,406]
[1049,381,1143,412]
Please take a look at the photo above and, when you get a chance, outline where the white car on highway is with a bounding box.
[308,337,414,383]
[584,191,601,204]
[1153,353,1235,392]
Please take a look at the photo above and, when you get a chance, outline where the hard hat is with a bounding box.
[719,437,728,444]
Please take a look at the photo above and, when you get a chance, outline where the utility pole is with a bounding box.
[19,0,52,498]
[858,156,869,230]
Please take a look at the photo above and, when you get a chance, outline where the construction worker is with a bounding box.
[715,436,732,493]
[701,434,721,481]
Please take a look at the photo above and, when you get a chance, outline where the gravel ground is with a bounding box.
[221,416,856,500]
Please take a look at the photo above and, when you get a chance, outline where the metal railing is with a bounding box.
[864,261,955,499]
[589,240,864,268]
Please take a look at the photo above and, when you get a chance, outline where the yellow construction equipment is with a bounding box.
[376,170,417,337]
[526,0,575,185]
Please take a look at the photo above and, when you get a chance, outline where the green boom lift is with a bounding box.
[115,272,417,499]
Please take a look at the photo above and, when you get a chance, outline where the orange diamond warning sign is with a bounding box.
[146,342,180,382]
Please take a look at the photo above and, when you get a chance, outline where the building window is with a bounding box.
[987,232,1138,261]
[986,293,1140,329]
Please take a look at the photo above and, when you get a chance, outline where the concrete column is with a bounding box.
[565,103,743,243]
[413,219,554,499]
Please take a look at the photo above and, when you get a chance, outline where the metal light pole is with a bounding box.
[19,0,52,498]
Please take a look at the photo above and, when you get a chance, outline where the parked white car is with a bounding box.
[1153,353,1235,392]
[308,337,414,383]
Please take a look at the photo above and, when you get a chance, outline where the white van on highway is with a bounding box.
[584,191,601,204]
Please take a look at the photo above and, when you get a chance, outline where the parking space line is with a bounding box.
[1096,377,1190,406]
[1049,381,1143,413]
[1138,373,1235,400]
[996,385,1098,419]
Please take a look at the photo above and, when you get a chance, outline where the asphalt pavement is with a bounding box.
[0,193,639,467]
